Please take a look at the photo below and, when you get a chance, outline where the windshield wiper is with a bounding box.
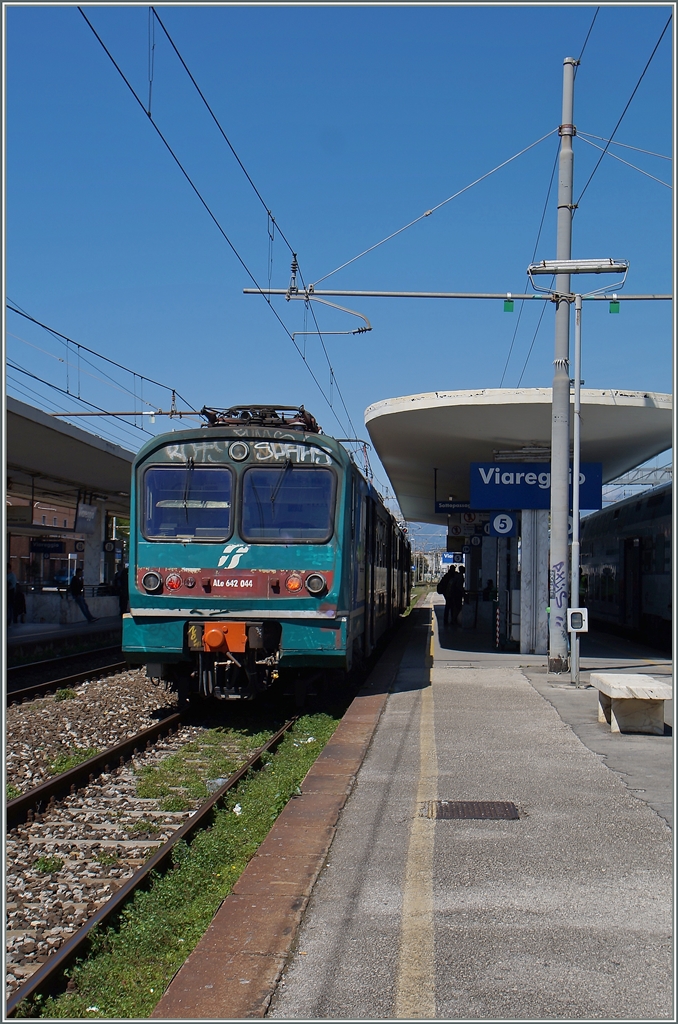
[270,458,292,505]
[182,457,195,523]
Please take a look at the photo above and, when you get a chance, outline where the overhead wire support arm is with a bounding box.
[246,288,547,300]
[243,288,671,302]
[287,295,372,338]
[48,409,196,418]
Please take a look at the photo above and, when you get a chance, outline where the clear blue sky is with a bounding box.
[5,4,674,539]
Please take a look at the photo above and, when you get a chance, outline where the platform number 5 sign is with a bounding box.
[489,512,516,537]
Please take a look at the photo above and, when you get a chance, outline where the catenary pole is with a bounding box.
[549,56,577,673]
[571,293,582,686]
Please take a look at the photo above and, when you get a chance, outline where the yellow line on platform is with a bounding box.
[394,612,438,1019]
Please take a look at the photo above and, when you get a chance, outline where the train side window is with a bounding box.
[143,465,233,541]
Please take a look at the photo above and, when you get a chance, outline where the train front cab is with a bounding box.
[123,431,409,698]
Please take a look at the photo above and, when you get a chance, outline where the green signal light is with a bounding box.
[609,301,620,314]
[504,300,514,312]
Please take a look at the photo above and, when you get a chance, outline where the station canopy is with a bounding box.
[6,397,135,517]
[365,388,672,526]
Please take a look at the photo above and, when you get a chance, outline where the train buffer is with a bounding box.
[590,673,673,735]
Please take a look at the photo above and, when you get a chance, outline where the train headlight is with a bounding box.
[305,573,326,595]
[285,572,304,593]
[141,571,162,593]
[229,441,250,462]
[165,573,182,591]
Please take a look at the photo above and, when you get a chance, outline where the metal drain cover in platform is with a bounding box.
[423,800,519,820]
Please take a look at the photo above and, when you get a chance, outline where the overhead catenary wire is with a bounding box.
[147,8,359,441]
[6,363,155,447]
[577,132,671,161]
[506,12,670,387]
[7,360,151,435]
[6,330,202,418]
[499,140,560,388]
[7,303,196,412]
[149,7,296,261]
[574,6,600,76]
[78,7,354,441]
[503,5,602,388]
[575,13,672,208]
[516,300,550,388]
[310,128,559,288]
[577,135,671,188]
[5,374,149,451]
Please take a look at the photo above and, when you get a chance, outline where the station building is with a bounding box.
[6,397,134,624]
[365,387,672,654]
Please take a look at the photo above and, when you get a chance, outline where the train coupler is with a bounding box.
[190,620,282,699]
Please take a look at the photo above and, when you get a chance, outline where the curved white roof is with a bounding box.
[365,388,672,525]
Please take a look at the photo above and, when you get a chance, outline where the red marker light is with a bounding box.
[285,573,303,593]
[165,573,182,591]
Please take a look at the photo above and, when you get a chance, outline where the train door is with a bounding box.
[352,477,366,608]
[365,497,375,653]
[622,537,642,630]
[387,522,394,626]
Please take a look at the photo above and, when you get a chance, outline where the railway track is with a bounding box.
[6,662,128,707]
[6,716,296,1016]
[6,713,185,829]
[7,645,122,676]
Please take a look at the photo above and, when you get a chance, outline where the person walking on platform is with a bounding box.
[113,565,129,616]
[7,562,17,628]
[69,568,97,623]
[438,565,464,628]
[13,587,27,623]
[449,567,465,627]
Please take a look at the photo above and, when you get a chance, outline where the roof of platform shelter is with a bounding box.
[365,388,672,526]
[6,397,135,516]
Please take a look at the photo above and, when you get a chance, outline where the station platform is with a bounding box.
[150,595,672,1020]
[267,594,672,1020]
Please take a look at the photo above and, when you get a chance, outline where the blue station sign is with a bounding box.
[470,462,603,511]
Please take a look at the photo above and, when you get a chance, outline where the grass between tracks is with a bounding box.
[19,713,339,1020]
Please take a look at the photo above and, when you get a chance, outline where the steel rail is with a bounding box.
[7,645,122,674]
[6,712,185,830]
[7,662,128,706]
[6,716,297,1017]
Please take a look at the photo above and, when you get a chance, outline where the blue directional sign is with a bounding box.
[441,552,456,565]
[470,462,602,511]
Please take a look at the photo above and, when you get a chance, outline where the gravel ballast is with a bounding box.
[6,670,177,793]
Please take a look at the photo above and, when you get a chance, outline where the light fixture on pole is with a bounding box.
[527,259,629,291]
[527,256,628,683]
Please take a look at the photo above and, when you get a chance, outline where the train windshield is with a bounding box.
[241,466,335,542]
[143,465,233,540]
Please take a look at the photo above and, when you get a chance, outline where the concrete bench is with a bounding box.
[590,673,672,735]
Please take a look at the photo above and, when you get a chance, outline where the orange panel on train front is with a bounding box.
[202,622,248,653]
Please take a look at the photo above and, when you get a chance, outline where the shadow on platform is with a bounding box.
[433,602,671,668]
